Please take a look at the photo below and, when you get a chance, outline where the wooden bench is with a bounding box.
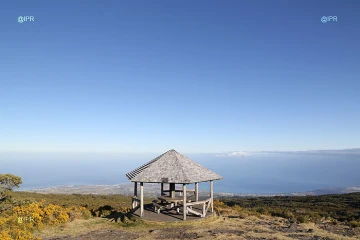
[152,201,169,214]
[178,198,211,217]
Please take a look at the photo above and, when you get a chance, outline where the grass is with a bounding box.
[6,191,360,239]
[33,218,112,239]
[33,210,360,240]
[219,192,360,224]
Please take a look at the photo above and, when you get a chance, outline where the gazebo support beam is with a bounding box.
[183,183,187,220]
[140,182,144,217]
[195,182,199,202]
[134,182,137,197]
[170,183,175,198]
[210,180,213,213]
[132,181,138,209]
[161,183,164,196]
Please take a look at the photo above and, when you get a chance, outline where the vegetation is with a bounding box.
[0,174,134,239]
[217,193,360,225]
[0,197,93,240]
[9,191,133,217]
[0,174,22,203]
[1,173,359,239]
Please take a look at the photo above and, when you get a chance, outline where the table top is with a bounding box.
[162,190,196,192]
[158,196,184,202]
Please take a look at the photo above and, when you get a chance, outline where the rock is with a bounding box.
[288,223,298,232]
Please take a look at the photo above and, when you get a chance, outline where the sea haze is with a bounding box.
[1,150,359,194]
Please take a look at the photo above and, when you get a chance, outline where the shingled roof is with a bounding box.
[126,149,223,184]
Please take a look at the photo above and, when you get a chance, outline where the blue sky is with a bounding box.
[1,1,359,153]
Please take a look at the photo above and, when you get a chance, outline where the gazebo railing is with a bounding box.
[177,198,211,218]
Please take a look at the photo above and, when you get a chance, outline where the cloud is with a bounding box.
[215,151,251,157]
[259,148,360,155]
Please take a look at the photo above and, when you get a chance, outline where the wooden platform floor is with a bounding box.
[131,203,214,222]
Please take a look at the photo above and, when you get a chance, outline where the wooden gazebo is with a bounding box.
[126,149,223,220]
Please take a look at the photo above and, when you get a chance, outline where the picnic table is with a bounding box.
[153,195,193,214]
[158,196,184,206]
[162,189,196,197]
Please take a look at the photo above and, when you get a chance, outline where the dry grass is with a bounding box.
[33,218,115,239]
[34,213,360,240]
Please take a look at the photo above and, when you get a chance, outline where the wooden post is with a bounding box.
[140,182,144,217]
[195,182,199,202]
[133,182,138,209]
[183,184,187,220]
[161,183,164,196]
[170,183,175,198]
[202,202,206,217]
[134,182,137,197]
[210,180,213,213]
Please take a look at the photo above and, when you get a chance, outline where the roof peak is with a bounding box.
[126,149,222,183]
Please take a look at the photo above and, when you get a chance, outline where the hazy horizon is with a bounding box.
[2,148,359,194]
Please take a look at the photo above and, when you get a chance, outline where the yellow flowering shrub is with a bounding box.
[0,199,92,239]
[13,200,45,228]
[43,204,69,225]
[0,228,12,240]
[0,217,8,225]
[0,215,39,240]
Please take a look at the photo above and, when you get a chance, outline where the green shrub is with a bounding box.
[349,221,360,228]
[281,210,294,219]
[256,207,269,215]
[297,214,314,223]
[82,209,92,219]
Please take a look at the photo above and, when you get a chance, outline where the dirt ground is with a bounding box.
[43,230,139,240]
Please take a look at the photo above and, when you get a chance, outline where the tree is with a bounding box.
[0,174,22,202]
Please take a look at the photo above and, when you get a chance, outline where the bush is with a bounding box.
[67,206,91,221]
[1,200,94,239]
[8,197,37,207]
[297,215,308,223]
[349,221,360,228]
[256,207,269,215]
[43,204,69,225]
[281,210,294,219]
[219,193,360,224]
[82,209,92,219]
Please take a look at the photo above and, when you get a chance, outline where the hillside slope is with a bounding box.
[3,192,360,239]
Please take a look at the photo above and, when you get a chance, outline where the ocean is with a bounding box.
[1,150,359,194]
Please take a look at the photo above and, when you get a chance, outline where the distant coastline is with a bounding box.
[19,184,360,198]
